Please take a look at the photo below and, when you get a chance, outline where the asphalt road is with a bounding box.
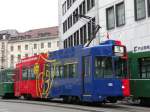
[0,99,150,112]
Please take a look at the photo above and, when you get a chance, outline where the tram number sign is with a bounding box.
[114,46,124,56]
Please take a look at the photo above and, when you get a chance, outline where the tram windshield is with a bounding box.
[114,57,128,78]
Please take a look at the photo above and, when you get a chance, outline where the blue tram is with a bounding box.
[45,40,130,103]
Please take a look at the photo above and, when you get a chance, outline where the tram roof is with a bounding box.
[48,43,114,60]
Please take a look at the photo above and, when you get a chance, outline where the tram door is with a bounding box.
[82,56,92,96]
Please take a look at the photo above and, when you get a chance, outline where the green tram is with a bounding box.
[0,69,14,98]
[129,51,150,104]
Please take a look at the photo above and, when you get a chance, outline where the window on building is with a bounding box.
[67,15,73,29]
[91,0,95,8]
[92,17,95,36]
[87,0,95,11]
[41,43,44,49]
[25,54,28,58]
[18,54,21,62]
[88,20,92,40]
[18,45,21,51]
[83,1,86,15]
[73,8,79,24]
[64,39,68,48]
[64,40,66,48]
[34,53,37,56]
[10,46,14,52]
[80,27,83,45]
[74,32,77,46]
[62,1,67,15]
[10,55,14,66]
[76,31,79,45]
[70,36,73,47]
[25,44,28,50]
[68,38,70,47]
[87,0,91,11]
[79,3,83,15]
[106,6,115,30]
[67,0,70,9]
[148,0,150,17]
[48,42,51,48]
[63,20,68,33]
[116,2,125,26]
[83,25,87,44]
[134,0,146,21]
[34,44,37,49]
[57,41,59,47]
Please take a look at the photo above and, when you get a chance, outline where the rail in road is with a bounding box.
[0,99,150,112]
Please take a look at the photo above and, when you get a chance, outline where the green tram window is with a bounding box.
[139,57,150,79]
[6,70,15,82]
[95,57,113,78]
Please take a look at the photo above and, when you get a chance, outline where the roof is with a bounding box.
[18,26,58,38]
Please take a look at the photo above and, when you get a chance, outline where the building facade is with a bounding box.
[0,30,18,69]
[99,0,150,52]
[58,0,100,48]
[58,0,150,52]
[0,27,59,69]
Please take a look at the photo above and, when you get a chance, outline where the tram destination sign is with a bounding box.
[134,45,150,52]
[114,46,124,56]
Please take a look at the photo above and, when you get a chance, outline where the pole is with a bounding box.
[73,14,101,47]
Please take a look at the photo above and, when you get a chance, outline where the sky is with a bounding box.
[0,0,58,32]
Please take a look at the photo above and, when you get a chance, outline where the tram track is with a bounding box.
[0,99,150,112]
[0,99,104,112]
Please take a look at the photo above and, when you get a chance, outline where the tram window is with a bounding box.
[50,65,54,78]
[95,57,112,78]
[1,71,6,82]
[22,68,28,80]
[64,65,68,78]
[7,71,14,82]
[139,58,150,79]
[72,64,77,77]
[59,66,63,78]
[44,64,51,79]
[55,66,60,78]
[30,67,35,80]
[115,58,127,78]
[68,64,77,78]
